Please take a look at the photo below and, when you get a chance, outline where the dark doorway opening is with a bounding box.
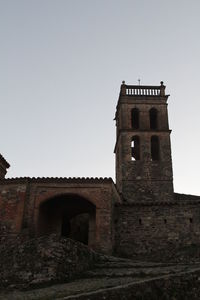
[61,216,71,237]
[61,213,90,245]
[38,194,96,246]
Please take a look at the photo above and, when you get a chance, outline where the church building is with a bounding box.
[0,82,200,260]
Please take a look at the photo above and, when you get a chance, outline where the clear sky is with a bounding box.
[0,0,200,195]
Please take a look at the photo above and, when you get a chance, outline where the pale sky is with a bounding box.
[0,0,200,195]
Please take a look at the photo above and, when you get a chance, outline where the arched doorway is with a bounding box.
[37,194,96,247]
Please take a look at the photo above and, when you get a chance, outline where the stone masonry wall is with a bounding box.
[118,132,174,203]
[114,194,200,261]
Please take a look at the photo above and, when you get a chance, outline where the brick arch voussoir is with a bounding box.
[35,190,107,210]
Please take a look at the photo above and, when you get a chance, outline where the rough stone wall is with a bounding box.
[117,131,173,203]
[114,194,200,261]
[0,234,102,289]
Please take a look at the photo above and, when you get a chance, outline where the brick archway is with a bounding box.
[36,194,96,248]
[32,183,114,254]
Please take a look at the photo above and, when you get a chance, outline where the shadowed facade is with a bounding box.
[0,82,200,259]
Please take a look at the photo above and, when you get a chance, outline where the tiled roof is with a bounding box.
[0,177,114,184]
[115,193,200,207]
[0,153,10,168]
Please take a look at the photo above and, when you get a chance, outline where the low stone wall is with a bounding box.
[0,234,101,290]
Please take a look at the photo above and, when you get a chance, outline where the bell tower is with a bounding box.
[114,81,174,203]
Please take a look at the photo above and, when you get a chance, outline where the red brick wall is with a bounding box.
[0,178,120,255]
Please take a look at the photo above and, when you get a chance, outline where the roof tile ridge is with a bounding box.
[1,176,113,182]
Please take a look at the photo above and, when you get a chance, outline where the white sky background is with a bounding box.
[0,0,200,195]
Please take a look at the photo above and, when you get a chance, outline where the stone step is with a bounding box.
[94,261,171,269]
[85,263,198,279]
[94,260,200,270]
[85,268,173,278]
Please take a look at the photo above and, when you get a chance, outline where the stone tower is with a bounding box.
[114,81,174,203]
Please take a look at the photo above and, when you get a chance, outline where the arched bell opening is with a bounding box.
[131,108,140,129]
[151,135,160,161]
[37,194,96,247]
[149,108,158,130]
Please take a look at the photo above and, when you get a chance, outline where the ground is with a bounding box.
[1,235,200,299]
[1,258,200,299]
